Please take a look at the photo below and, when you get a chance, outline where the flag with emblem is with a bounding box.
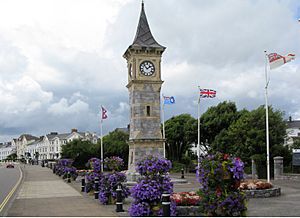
[163,96,175,105]
[101,106,108,120]
[267,53,295,69]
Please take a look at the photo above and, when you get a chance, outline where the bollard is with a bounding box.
[115,183,124,212]
[162,191,171,217]
[181,168,184,179]
[52,164,56,174]
[94,176,99,199]
[67,171,71,183]
[81,177,85,192]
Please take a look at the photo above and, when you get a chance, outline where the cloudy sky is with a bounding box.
[0,0,300,142]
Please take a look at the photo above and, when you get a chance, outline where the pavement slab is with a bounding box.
[17,181,81,199]
[6,165,118,217]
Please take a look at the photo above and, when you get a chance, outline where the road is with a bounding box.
[0,163,22,215]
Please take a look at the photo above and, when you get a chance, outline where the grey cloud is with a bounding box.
[1,0,300,142]
[0,36,27,80]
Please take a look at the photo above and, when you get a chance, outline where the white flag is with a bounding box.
[268,53,295,69]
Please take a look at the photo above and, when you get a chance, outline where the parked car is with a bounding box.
[6,163,14,168]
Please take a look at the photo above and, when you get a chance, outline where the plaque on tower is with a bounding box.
[123,2,166,181]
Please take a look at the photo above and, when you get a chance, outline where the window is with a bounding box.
[146,106,150,116]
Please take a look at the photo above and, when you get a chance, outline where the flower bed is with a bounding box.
[171,192,201,206]
[239,180,280,198]
[239,180,273,190]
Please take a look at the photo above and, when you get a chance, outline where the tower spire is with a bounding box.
[130,2,165,50]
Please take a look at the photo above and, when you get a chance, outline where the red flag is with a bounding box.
[101,106,108,120]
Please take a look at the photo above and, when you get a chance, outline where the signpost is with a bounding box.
[292,149,300,166]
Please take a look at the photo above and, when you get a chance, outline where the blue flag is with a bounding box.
[164,96,175,104]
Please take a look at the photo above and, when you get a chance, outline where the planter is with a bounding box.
[176,206,205,217]
[243,186,281,198]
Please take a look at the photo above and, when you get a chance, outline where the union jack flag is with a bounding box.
[200,89,217,98]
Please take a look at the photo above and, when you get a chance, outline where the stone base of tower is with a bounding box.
[126,139,164,182]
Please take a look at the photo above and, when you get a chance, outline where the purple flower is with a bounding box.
[128,202,151,217]
[98,172,130,205]
[229,158,244,180]
[104,156,124,171]
[197,153,247,216]
[136,156,172,176]
[130,155,176,216]
[88,158,101,173]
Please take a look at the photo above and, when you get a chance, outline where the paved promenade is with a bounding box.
[6,165,117,217]
[5,165,300,217]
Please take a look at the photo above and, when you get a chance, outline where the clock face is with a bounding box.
[140,61,155,76]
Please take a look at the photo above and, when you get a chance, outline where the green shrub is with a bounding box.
[171,161,185,173]
[244,165,251,175]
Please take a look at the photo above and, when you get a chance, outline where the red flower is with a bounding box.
[223,154,229,160]
[215,186,222,197]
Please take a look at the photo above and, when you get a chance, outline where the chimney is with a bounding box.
[50,132,58,135]
[71,128,78,133]
[289,116,292,122]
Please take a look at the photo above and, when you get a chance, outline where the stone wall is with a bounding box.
[243,186,281,198]
[176,206,205,217]
[275,173,300,181]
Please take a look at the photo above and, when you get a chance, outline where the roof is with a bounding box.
[27,139,43,146]
[287,120,300,129]
[47,131,85,141]
[115,127,129,134]
[0,142,12,148]
[19,134,39,141]
[47,133,69,141]
[129,2,165,50]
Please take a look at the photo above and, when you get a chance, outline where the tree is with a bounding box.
[200,101,241,151]
[165,114,197,162]
[61,139,97,169]
[5,152,17,161]
[290,139,300,150]
[213,105,289,176]
[102,129,129,168]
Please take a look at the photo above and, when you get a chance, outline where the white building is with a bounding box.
[0,141,16,161]
[16,134,39,160]
[285,118,300,147]
[13,129,98,162]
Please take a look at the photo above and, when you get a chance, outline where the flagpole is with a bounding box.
[197,88,201,170]
[264,51,270,183]
[162,94,166,158]
[100,107,104,173]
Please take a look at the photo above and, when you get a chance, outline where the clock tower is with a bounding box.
[123,2,166,177]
